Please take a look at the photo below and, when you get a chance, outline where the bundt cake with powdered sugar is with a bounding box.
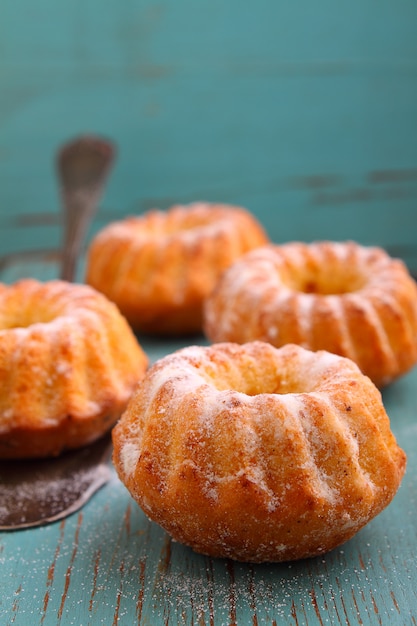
[112,341,406,562]
[204,241,417,387]
[0,279,148,459]
[85,202,268,335]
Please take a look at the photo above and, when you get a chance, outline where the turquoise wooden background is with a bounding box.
[1,1,417,271]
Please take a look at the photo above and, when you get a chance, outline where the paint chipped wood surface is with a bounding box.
[1,2,417,267]
[1,257,417,626]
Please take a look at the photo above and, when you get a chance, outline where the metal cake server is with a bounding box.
[0,135,116,530]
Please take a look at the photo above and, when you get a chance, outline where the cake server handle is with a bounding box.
[58,135,115,282]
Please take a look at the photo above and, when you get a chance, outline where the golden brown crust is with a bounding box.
[85,202,268,335]
[112,341,406,563]
[0,279,148,459]
[203,241,417,387]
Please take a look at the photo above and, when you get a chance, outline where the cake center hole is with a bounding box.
[290,268,366,295]
[1,306,58,330]
[209,372,308,396]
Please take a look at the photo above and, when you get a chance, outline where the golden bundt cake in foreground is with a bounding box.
[85,202,268,335]
[113,341,406,563]
[204,241,417,387]
[0,279,148,459]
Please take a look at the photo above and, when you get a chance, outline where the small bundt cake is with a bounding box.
[204,241,417,387]
[0,279,148,459]
[112,341,406,563]
[85,202,268,335]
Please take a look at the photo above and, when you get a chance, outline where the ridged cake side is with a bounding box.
[85,202,269,334]
[113,341,406,562]
[204,241,417,387]
[0,279,148,458]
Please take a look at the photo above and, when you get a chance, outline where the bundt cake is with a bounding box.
[0,279,148,459]
[85,202,268,335]
[203,241,417,387]
[112,341,406,563]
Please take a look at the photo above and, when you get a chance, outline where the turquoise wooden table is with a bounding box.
[0,255,417,626]
[1,2,417,624]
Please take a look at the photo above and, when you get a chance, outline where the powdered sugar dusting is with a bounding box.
[120,441,141,478]
[204,240,417,387]
[114,340,405,562]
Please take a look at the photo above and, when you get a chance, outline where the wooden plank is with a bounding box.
[1,334,416,625]
[0,255,416,624]
[1,2,417,260]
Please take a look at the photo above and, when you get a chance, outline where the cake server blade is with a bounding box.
[0,434,112,530]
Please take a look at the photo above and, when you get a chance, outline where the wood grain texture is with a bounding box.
[1,397,417,626]
[1,1,417,268]
[1,260,417,626]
